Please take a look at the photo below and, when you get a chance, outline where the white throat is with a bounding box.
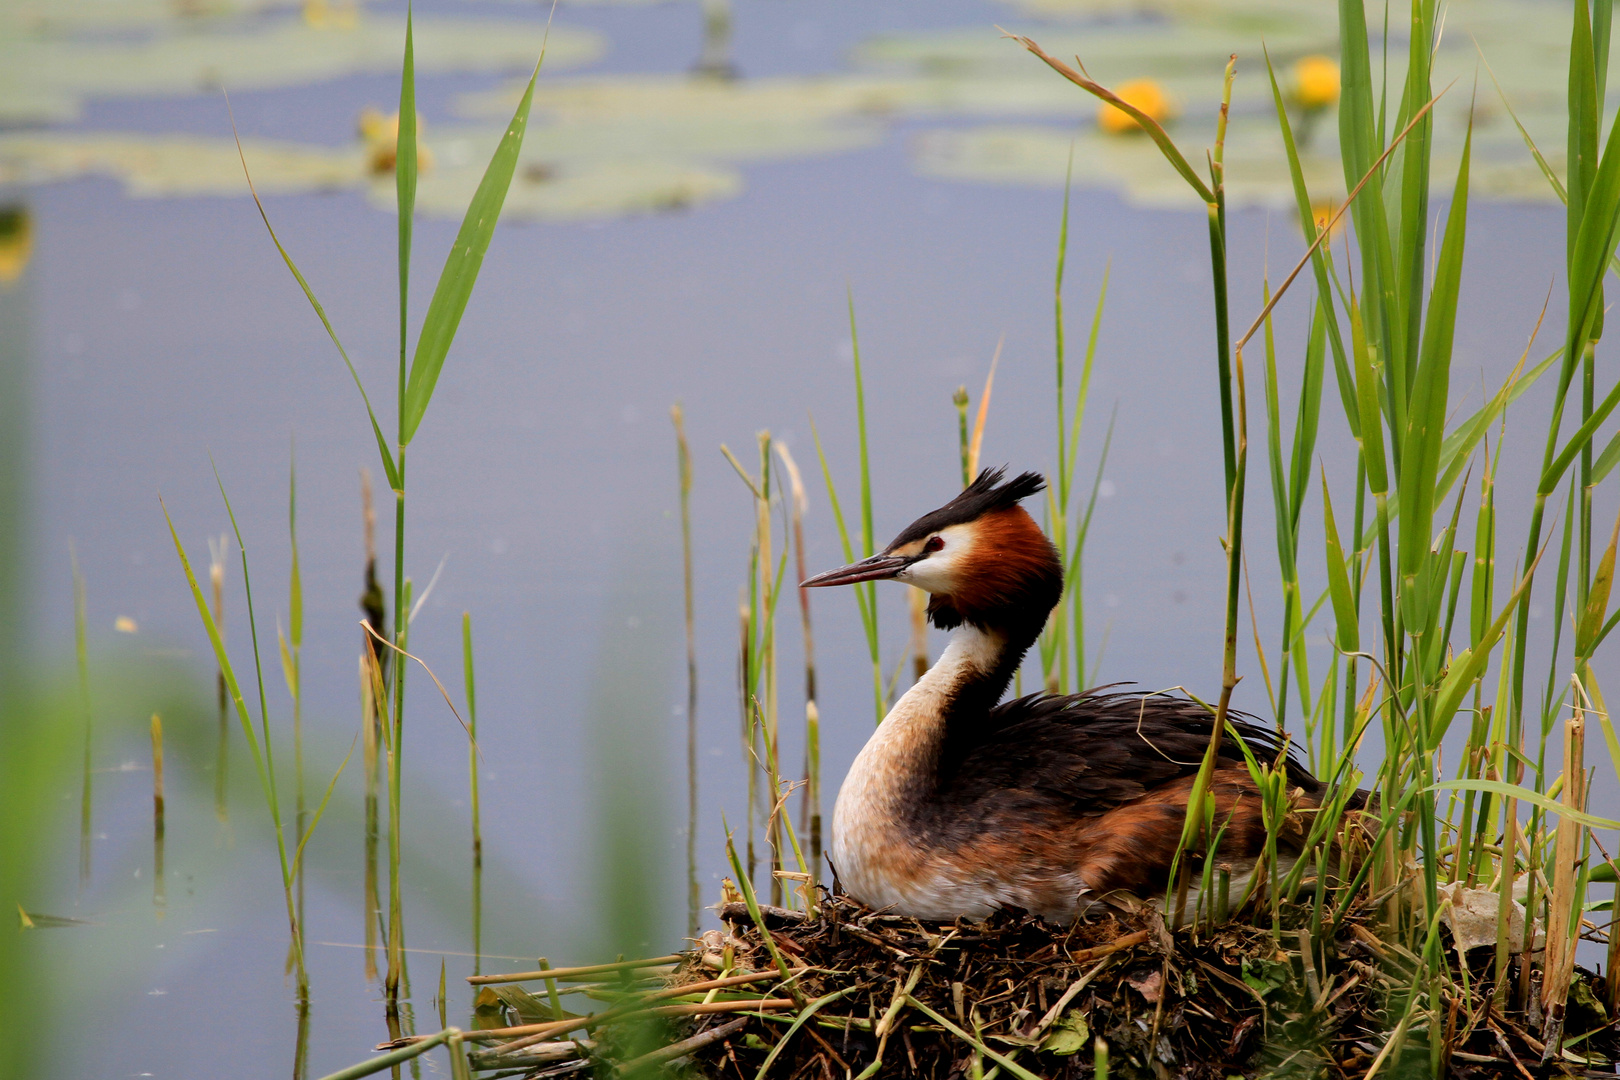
[828,624,1005,911]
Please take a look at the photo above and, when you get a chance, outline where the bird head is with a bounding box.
[801,467,1062,632]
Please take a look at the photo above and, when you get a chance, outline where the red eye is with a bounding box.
[925,536,945,553]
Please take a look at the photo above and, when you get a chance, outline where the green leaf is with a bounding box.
[287,452,302,648]
[160,500,276,820]
[401,51,542,445]
[1429,550,1540,747]
[1592,428,1620,484]
[277,623,297,700]
[1322,474,1359,653]
[291,735,356,877]
[1240,956,1292,998]
[1397,116,1470,587]
[1263,47,1354,435]
[1436,348,1557,500]
[1351,299,1388,496]
[1041,1013,1090,1056]
[1434,779,1620,831]
[1577,504,1620,658]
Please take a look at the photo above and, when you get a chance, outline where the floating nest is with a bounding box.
[462,889,1619,1079]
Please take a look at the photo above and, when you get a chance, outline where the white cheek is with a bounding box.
[902,543,969,593]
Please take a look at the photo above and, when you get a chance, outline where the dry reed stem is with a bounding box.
[617,1016,748,1073]
[482,997,798,1050]
[776,442,822,884]
[470,955,685,986]
[1541,682,1587,1050]
[966,339,1000,480]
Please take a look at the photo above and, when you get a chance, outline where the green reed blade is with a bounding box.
[722,825,797,990]
[287,453,303,668]
[397,5,416,424]
[1261,284,1292,578]
[402,50,543,445]
[1054,151,1072,515]
[161,499,302,975]
[277,623,296,705]
[1437,350,1555,499]
[1571,0,1600,272]
[1263,48,1354,429]
[1337,0,1397,398]
[292,736,357,877]
[1562,107,1620,397]
[462,612,480,853]
[1436,778,1620,831]
[312,1030,453,1080]
[211,463,278,799]
[1383,0,1432,406]
[1322,476,1360,654]
[847,291,876,564]
[71,545,91,887]
[1469,440,1499,650]
[1350,301,1388,497]
[286,450,305,932]
[752,986,861,1080]
[228,116,398,491]
[1289,301,1326,527]
[810,418,882,721]
[1066,263,1109,487]
[902,995,1046,1080]
[1576,503,1620,659]
[1396,118,1470,588]
[1431,549,1544,748]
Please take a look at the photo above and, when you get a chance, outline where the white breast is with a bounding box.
[829,626,1007,918]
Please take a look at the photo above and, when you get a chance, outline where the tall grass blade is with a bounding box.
[402,52,543,444]
[229,108,398,490]
[161,497,305,986]
[397,6,417,424]
[462,610,483,973]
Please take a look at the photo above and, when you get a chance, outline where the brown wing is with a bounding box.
[937,687,1322,815]
[925,690,1345,900]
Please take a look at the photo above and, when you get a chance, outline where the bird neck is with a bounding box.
[884,609,1041,746]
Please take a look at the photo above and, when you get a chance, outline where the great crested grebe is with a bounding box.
[802,467,1342,924]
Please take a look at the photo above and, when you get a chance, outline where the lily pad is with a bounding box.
[1,13,602,124]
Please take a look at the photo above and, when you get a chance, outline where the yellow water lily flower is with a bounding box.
[1097,79,1174,135]
[358,106,434,175]
[1293,55,1340,111]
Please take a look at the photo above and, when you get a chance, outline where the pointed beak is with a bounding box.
[801,553,910,588]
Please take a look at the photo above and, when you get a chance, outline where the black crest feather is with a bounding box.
[887,467,1046,549]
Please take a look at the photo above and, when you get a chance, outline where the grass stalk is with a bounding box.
[673,404,700,937]
[209,533,230,824]
[776,443,822,887]
[850,296,883,721]
[71,544,91,889]
[163,489,308,992]
[279,452,306,972]
[150,712,165,912]
[359,472,382,985]
[462,611,482,974]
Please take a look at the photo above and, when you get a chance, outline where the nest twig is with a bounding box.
[458,890,1618,1079]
